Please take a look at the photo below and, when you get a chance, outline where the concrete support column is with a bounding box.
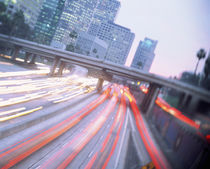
[185,96,199,114]
[180,94,191,112]
[50,56,60,76]
[24,52,32,63]
[29,54,37,64]
[177,92,186,110]
[57,61,66,76]
[141,83,160,115]
[96,78,104,92]
[11,46,21,61]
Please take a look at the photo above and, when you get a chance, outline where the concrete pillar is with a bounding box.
[146,86,160,118]
[49,56,60,76]
[177,92,186,110]
[186,96,199,114]
[57,61,66,76]
[24,52,32,63]
[141,83,160,115]
[96,78,104,92]
[11,46,21,60]
[29,54,37,64]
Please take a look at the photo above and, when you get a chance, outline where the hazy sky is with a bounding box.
[115,0,210,77]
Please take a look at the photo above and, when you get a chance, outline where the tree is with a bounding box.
[86,51,90,56]
[0,6,32,40]
[0,2,13,35]
[92,48,97,54]
[194,48,206,75]
[69,30,78,39]
[11,10,29,38]
[137,61,143,69]
[66,44,75,52]
[0,2,6,13]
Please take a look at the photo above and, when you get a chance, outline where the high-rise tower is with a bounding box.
[33,0,66,45]
[52,0,98,46]
[96,22,135,64]
[131,38,157,72]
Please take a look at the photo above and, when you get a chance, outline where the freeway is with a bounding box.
[0,61,170,169]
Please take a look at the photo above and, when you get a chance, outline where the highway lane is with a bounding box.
[0,86,126,169]
[0,74,96,123]
[0,89,111,168]
[0,65,168,169]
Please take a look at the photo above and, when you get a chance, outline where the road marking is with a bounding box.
[128,109,136,131]
[88,151,94,157]
[100,136,104,140]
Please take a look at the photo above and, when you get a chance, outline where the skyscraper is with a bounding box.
[33,0,66,45]
[88,0,120,36]
[131,38,157,72]
[96,22,135,64]
[52,0,98,46]
[52,0,120,46]
[1,0,44,28]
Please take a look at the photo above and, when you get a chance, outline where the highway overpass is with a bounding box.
[0,33,210,114]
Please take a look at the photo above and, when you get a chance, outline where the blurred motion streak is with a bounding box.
[0,88,111,168]
[0,106,43,122]
[46,89,118,169]
[126,89,170,169]
[85,91,126,169]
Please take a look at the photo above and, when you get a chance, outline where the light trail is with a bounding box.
[0,107,26,116]
[85,91,126,169]
[0,79,32,86]
[126,89,170,169]
[0,88,111,168]
[0,70,49,78]
[155,98,200,129]
[0,106,43,122]
[53,91,85,103]
[0,91,50,108]
[42,89,118,169]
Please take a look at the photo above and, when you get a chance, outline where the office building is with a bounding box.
[88,0,120,36]
[131,38,157,72]
[52,0,120,46]
[33,0,66,45]
[96,22,135,64]
[75,31,108,59]
[52,0,98,46]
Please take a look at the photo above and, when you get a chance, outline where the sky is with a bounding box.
[115,0,210,77]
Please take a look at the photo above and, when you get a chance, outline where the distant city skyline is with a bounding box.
[116,0,210,77]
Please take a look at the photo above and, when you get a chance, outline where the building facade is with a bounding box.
[96,22,135,64]
[1,0,44,28]
[52,0,98,46]
[75,31,108,59]
[33,0,66,45]
[52,0,120,46]
[131,37,157,72]
[88,0,120,36]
